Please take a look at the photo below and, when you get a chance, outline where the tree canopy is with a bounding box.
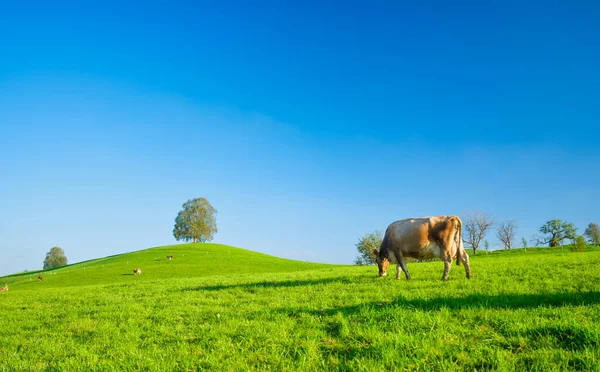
[584,223,600,246]
[43,246,68,269]
[173,198,218,243]
[354,231,382,266]
[539,220,576,247]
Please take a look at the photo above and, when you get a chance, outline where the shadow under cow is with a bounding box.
[183,276,357,292]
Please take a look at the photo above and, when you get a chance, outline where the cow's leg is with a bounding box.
[459,250,472,279]
[441,254,453,281]
[395,253,411,280]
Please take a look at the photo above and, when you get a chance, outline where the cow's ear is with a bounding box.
[373,249,379,256]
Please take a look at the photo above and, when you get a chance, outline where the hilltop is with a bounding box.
[0,243,330,290]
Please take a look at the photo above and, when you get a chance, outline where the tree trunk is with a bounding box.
[193,237,197,243]
[472,246,477,255]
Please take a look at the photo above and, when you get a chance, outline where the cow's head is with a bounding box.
[372,249,389,277]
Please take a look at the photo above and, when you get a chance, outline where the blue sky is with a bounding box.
[1,1,599,276]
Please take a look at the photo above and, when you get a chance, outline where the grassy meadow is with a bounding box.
[1,243,599,371]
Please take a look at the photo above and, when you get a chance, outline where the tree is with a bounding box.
[497,221,517,250]
[354,231,383,266]
[173,198,218,243]
[43,246,68,269]
[521,237,528,252]
[484,240,490,254]
[462,211,494,255]
[538,220,577,247]
[584,223,600,246]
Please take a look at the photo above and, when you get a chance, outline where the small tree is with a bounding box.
[43,246,68,269]
[571,235,586,252]
[354,231,383,266]
[173,198,218,243]
[497,221,517,250]
[584,223,600,246]
[539,220,577,247]
[462,211,494,255]
[522,237,528,252]
[484,240,490,255]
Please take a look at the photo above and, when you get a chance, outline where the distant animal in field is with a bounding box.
[167,255,173,260]
[133,268,142,275]
[0,285,8,292]
[373,216,471,281]
[38,276,43,281]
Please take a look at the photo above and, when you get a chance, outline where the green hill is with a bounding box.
[0,243,329,290]
[1,244,599,371]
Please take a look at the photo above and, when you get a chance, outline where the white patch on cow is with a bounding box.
[420,242,442,259]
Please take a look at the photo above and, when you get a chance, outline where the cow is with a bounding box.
[166,255,173,260]
[38,276,43,281]
[373,216,471,281]
[0,285,7,292]
[133,268,142,275]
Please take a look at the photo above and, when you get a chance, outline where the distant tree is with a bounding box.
[497,221,517,250]
[173,198,218,243]
[354,231,383,266]
[538,220,577,247]
[484,240,490,254]
[43,246,68,269]
[521,237,528,252]
[571,235,586,252]
[584,223,600,246]
[462,211,494,255]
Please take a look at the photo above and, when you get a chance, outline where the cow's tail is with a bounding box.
[455,217,462,266]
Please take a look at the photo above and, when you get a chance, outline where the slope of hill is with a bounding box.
[1,244,599,370]
[0,243,330,290]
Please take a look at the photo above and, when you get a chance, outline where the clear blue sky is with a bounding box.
[1,1,599,276]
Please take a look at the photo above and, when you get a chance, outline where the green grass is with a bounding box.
[1,244,599,371]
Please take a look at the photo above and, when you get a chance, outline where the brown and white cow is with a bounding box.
[0,285,8,292]
[373,216,471,281]
[38,276,43,281]
[133,268,142,275]
[166,255,173,260]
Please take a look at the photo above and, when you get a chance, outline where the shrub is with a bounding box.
[570,236,586,252]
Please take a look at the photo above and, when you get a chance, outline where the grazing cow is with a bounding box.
[373,216,471,281]
[0,285,8,292]
[38,276,43,281]
[166,255,173,260]
[133,268,142,275]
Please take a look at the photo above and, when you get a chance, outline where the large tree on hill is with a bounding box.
[584,223,600,246]
[497,221,517,250]
[173,197,218,243]
[462,211,494,255]
[43,246,68,269]
[354,231,383,266]
[538,220,576,247]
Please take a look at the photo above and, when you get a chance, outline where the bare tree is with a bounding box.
[497,221,517,250]
[462,212,494,255]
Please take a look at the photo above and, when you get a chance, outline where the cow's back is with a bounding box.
[384,216,452,260]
